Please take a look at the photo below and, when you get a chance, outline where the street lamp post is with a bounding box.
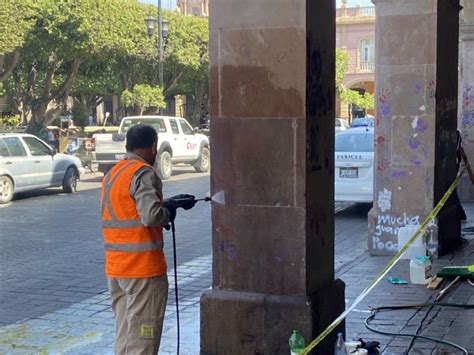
[145,3,170,114]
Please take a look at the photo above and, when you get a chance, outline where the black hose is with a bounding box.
[364,305,470,355]
[171,221,180,355]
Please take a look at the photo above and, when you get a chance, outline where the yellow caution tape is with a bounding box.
[301,167,466,354]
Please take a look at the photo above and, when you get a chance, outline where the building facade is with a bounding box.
[336,2,375,118]
[177,0,209,16]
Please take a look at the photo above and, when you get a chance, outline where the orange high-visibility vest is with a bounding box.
[101,159,166,278]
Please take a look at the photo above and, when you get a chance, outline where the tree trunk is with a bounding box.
[0,51,21,82]
[26,57,82,132]
[192,81,206,126]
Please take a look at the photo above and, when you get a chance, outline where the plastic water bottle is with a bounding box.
[335,333,347,355]
[426,225,438,259]
[289,329,305,354]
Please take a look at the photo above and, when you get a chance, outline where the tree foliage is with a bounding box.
[0,0,36,82]
[4,0,155,132]
[2,2,210,131]
[336,48,374,110]
[336,48,350,95]
[121,84,165,116]
[340,89,375,110]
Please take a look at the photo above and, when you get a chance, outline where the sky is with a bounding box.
[139,0,374,10]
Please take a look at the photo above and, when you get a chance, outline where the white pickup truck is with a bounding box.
[92,116,210,180]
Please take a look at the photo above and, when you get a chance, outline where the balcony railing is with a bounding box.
[360,62,375,72]
[357,6,375,17]
[336,6,375,22]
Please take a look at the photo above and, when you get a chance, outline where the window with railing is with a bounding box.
[359,38,375,71]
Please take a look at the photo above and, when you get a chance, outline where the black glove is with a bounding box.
[168,194,197,210]
[163,200,176,223]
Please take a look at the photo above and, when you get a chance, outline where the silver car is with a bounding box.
[0,133,84,204]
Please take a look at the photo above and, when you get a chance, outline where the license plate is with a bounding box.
[115,154,125,160]
[340,167,358,178]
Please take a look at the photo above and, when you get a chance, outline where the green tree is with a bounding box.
[0,0,36,82]
[121,84,165,116]
[5,0,155,132]
[163,11,209,123]
[336,48,374,111]
[336,48,350,95]
[71,101,88,128]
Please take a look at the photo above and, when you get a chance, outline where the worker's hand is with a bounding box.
[163,200,177,223]
[168,194,197,210]
[180,198,196,210]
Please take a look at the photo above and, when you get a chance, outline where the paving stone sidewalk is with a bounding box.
[0,203,472,354]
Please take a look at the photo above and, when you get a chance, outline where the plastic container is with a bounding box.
[410,256,432,284]
[289,330,305,354]
[345,341,361,354]
[398,225,426,259]
[335,333,346,355]
[355,349,368,355]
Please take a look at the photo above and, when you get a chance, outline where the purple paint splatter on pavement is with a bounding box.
[415,118,428,133]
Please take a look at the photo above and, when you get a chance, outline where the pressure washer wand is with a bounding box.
[170,220,180,355]
[166,195,210,355]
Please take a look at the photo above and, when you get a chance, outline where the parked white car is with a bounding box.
[93,116,210,180]
[0,133,84,204]
[335,127,374,203]
[335,118,350,133]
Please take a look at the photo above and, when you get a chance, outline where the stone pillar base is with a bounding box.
[200,279,345,355]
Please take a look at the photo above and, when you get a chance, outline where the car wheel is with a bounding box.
[62,167,77,193]
[0,176,14,204]
[157,151,172,180]
[193,146,210,173]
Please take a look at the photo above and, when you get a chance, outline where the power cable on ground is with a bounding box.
[365,302,473,355]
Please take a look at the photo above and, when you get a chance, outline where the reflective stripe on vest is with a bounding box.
[104,240,164,252]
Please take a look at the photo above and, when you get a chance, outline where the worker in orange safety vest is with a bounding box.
[101,124,191,354]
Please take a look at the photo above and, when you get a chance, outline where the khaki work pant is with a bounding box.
[108,275,169,355]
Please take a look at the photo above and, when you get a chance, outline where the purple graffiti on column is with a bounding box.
[392,169,407,180]
[408,137,421,149]
[414,80,423,95]
[411,156,422,166]
[378,88,391,117]
[415,118,428,133]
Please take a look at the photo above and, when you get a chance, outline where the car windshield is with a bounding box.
[121,118,166,133]
[351,118,374,127]
[336,132,374,152]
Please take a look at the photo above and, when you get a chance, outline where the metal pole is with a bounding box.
[158,0,164,114]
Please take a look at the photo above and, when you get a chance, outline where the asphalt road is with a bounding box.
[0,168,370,326]
[0,168,212,326]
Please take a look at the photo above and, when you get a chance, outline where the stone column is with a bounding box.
[201,1,345,354]
[368,0,460,256]
[458,0,474,200]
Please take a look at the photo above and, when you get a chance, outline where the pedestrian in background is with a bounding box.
[101,124,176,354]
[88,113,94,126]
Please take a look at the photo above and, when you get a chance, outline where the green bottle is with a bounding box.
[289,329,305,354]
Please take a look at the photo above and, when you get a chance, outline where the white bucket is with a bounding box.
[397,225,426,259]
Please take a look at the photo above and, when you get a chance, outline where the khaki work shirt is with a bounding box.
[125,153,171,227]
